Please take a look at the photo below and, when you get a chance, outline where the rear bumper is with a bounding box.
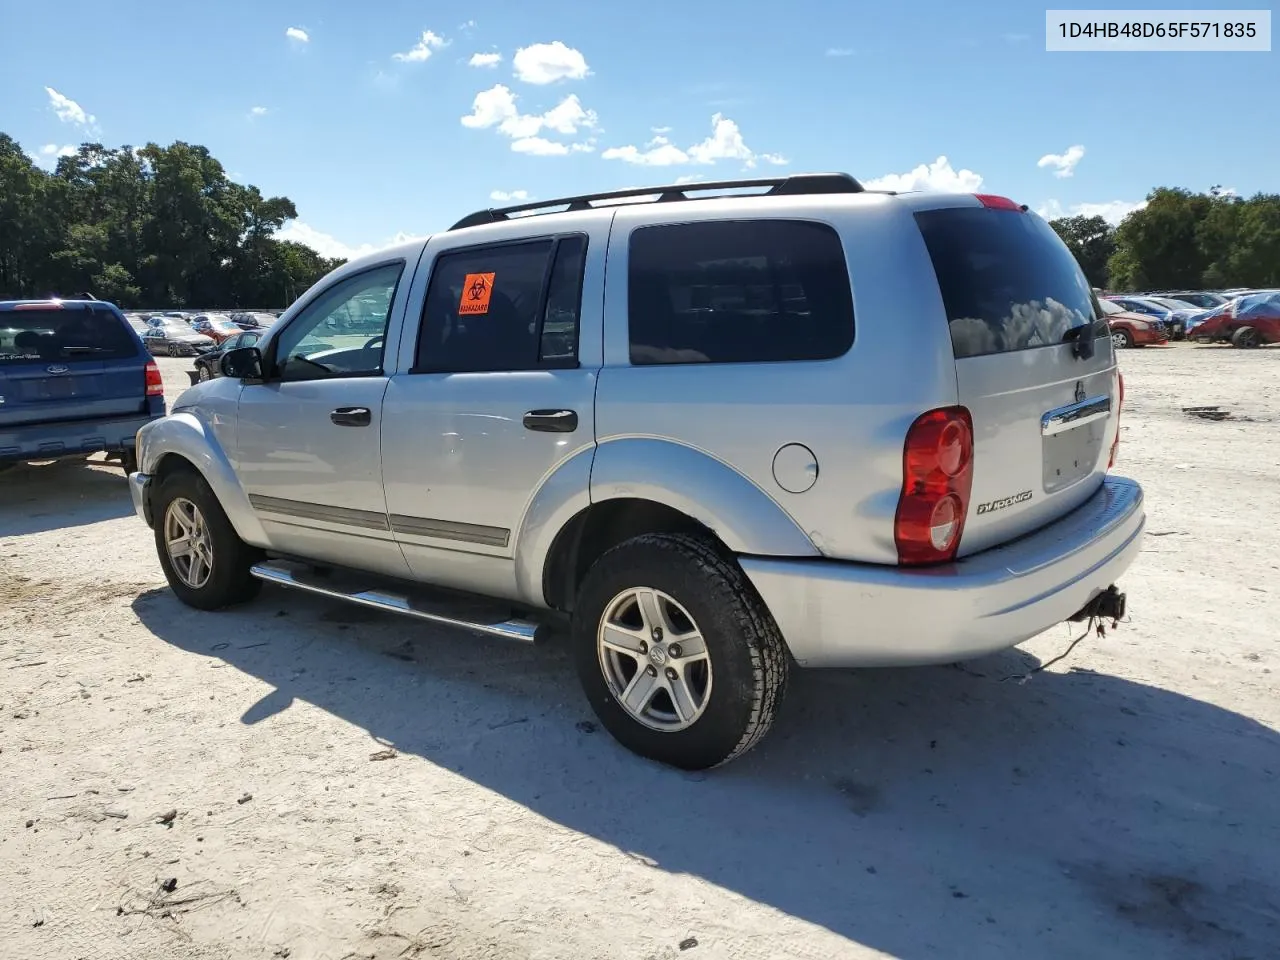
[741,476,1145,668]
[0,413,160,464]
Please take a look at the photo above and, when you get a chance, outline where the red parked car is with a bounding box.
[1188,293,1280,348]
[190,314,244,345]
[1097,298,1169,349]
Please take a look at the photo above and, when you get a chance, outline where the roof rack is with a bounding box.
[448,172,867,231]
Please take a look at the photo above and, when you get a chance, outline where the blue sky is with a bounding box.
[2,0,1277,258]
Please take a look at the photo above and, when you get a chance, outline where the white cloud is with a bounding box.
[461,84,597,153]
[512,137,570,156]
[249,106,268,117]
[469,52,502,68]
[602,139,690,167]
[862,156,983,192]
[1036,199,1147,225]
[651,125,672,135]
[286,26,309,43]
[45,87,97,133]
[30,143,76,168]
[1038,144,1085,178]
[512,41,590,84]
[603,114,786,169]
[490,189,530,202]
[393,30,447,63]
[277,222,427,260]
[826,47,854,57]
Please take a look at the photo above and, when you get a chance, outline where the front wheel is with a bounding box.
[1111,329,1134,350]
[572,533,788,770]
[152,468,262,610]
[197,363,213,381]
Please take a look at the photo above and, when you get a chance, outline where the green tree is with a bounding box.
[1107,188,1212,290]
[0,131,340,307]
[1049,215,1115,288]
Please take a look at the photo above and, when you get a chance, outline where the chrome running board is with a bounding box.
[250,559,547,644]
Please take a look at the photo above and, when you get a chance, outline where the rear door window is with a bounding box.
[0,307,137,364]
[627,219,854,365]
[914,208,1104,359]
[415,235,587,372]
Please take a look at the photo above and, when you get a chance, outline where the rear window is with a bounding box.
[628,219,854,365]
[0,307,137,365]
[915,208,1103,359]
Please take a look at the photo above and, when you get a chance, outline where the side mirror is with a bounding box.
[220,346,265,382]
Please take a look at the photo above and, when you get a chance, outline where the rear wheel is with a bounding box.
[197,363,213,381]
[165,341,179,357]
[572,533,788,770]
[1232,326,1262,349]
[1111,329,1134,350]
[118,450,138,475]
[152,467,261,610]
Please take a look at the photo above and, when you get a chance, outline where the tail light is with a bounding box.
[1108,371,1125,469]
[895,407,974,565]
[145,360,164,397]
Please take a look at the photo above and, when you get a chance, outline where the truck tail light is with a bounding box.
[895,407,974,565]
[1108,370,1124,469]
[145,360,164,398]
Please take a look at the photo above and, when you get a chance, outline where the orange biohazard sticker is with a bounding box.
[459,272,496,315]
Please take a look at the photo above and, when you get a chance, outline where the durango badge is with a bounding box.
[976,490,1034,515]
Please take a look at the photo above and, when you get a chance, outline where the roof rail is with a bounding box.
[448,172,866,231]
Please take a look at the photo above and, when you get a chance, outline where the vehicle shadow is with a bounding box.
[0,459,133,535]
[132,588,1280,960]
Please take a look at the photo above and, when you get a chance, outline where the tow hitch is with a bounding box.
[1068,585,1126,623]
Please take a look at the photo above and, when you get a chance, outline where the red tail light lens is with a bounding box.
[974,194,1023,212]
[1108,370,1124,469]
[145,360,164,398]
[895,407,974,565]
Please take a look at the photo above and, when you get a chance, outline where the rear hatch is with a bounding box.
[914,200,1118,556]
[0,304,147,428]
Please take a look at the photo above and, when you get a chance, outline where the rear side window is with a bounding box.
[415,234,587,372]
[627,220,854,365]
[915,208,1102,359]
[0,308,137,365]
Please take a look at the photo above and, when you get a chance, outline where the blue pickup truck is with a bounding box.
[0,299,166,474]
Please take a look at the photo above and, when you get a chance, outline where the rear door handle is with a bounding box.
[523,409,578,433]
[330,406,372,427]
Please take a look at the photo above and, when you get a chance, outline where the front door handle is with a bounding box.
[523,409,578,433]
[330,406,372,427]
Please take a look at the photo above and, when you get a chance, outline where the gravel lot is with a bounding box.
[2,346,1277,960]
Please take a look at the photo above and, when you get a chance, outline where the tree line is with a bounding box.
[0,133,345,308]
[1049,187,1280,292]
[4,131,1276,305]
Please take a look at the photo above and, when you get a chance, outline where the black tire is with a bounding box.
[118,449,138,475]
[152,466,262,610]
[1232,326,1261,349]
[197,363,213,381]
[1111,329,1134,350]
[166,341,178,357]
[572,533,788,770]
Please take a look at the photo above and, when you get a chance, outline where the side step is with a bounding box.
[249,560,548,644]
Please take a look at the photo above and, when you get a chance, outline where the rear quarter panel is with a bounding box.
[598,196,960,564]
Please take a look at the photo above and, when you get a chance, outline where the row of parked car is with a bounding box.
[121,310,280,358]
[1098,288,1280,349]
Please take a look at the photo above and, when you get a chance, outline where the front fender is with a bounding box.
[590,438,820,557]
[136,412,268,547]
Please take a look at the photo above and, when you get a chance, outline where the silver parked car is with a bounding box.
[141,318,216,357]
[126,175,1145,769]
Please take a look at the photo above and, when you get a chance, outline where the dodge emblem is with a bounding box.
[46,364,70,375]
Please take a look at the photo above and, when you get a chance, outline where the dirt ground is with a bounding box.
[2,346,1277,960]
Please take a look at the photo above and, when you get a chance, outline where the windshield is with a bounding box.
[0,307,137,364]
[1097,299,1123,316]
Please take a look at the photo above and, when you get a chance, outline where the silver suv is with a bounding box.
[128,174,1145,769]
